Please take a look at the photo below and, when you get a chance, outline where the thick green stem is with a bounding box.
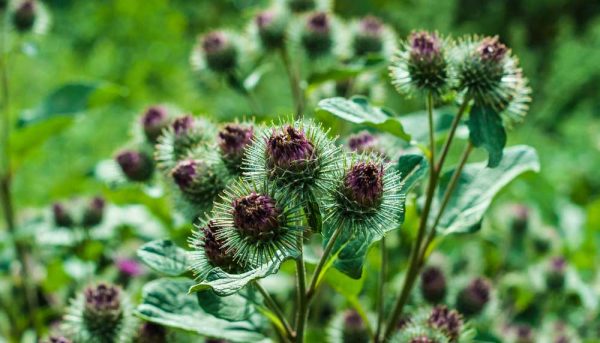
[256,281,295,341]
[374,237,387,342]
[305,224,343,302]
[280,47,304,120]
[418,142,473,265]
[381,92,437,341]
[435,98,470,175]
[294,236,307,343]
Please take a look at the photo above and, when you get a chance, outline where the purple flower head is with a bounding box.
[47,337,72,343]
[546,256,567,290]
[409,336,436,343]
[82,196,105,227]
[420,266,447,304]
[396,316,412,330]
[266,126,315,170]
[306,12,330,33]
[410,31,441,62]
[515,325,534,343]
[202,31,229,55]
[218,124,254,162]
[428,305,463,341]
[13,0,36,32]
[141,105,169,143]
[171,160,200,190]
[232,192,281,241]
[202,221,238,271]
[138,323,167,343]
[172,115,194,137]
[84,283,121,314]
[550,256,567,272]
[52,202,74,228]
[256,10,275,30]
[116,150,154,182]
[116,258,143,277]
[343,161,384,209]
[456,277,491,317]
[348,131,376,152]
[342,310,369,343]
[359,16,383,36]
[478,36,507,62]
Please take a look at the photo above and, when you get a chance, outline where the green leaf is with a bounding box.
[317,96,410,141]
[323,267,365,298]
[437,146,540,235]
[10,116,73,168]
[135,278,267,342]
[18,82,123,127]
[189,251,296,296]
[467,104,507,167]
[330,230,383,279]
[397,154,429,192]
[196,289,257,322]
[399,108,457,144]
[137,240,190,276]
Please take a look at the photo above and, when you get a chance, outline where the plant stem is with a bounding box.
[305,225,343,302]
[381,92,437,341]
[280,47,304,120]
[374,237,387,342]
[294,235,307,343]
[255,281,295,341]
[435,97,470,175]
[418,142,473,265]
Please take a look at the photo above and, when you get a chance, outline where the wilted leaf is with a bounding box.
[137,240,190,276]
[467,104,507,168]
[317,96,410,141]
[437,145,540,235]
[135,278,267,342]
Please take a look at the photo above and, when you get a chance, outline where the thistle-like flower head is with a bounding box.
[514,325,534,343]
[453,35,531,126]
[301,12,333,58]
[420,266,447,304]
[218,123,254,173]
[389,31,450,97]
[352,16,385,57]
[115,150,154,182]
[255,9,287,50]
[155,115,214,173]
[63,283,137,343]
[456,277,491,317]
[200,31,238,73]
[52,202,74,228]
[347,131,386,157]
[546,256,567,291]
[82,196,105,227]
[244,120,339,198]
[208,179,304,267]
[391,306,467,343]
[170,159,227,214]
[322,153,402,238]
[428,306,463,341]
[341,310,370,343]
[141,105,170,144]
[13,0,36,32]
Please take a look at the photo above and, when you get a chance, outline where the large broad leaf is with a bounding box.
[196,289,258,322]
[18,82,123,127]
[317,96,410,141]
[399,108,457,145]
[189,251,296,296]
[436,145,540,235]
[467,104,507,168]
[396,154,429,224]
[135,278,268,342]
[137,240,190,276]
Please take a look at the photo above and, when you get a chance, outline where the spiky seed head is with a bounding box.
[343,161,384,210]
[172,160,198,190]
[420,266,447,304]
[353,16,384,56]
[82,196,105,227]
[232,193,282,242]
[267,125,315,171]
[137,322,167,343]
[546,256,567,291]
[81,284,124,337]
[13,0,36,32]
[116,150,154,182]
[456,277,491,317]
[301,12,333,58]
[341,310,370,343]
[201,31,238,73]
[201,221,240,272]
[116,258,143,277]
[256,10,287,50]
[428,306,463,341]
[53,202,74,228]
[389,31,450,97]
[287,0,315,12]
[218,123,254,172]
[141,106,170,144]
[46,337,72,343]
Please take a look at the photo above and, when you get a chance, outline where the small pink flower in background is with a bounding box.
[116,258,144,277]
